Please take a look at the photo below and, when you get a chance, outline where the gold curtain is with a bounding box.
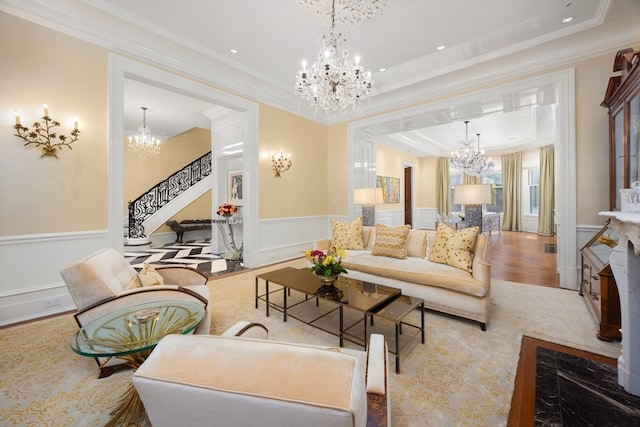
[537,145,555,236]
[502,152,522,231]
[436,157,451,216]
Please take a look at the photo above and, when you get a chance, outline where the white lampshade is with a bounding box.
[453,184,492,205]
[354,187,384,205]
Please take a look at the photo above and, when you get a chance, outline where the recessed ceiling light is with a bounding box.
[562,16,574,24]
[437,45,446,51]
[230,48,238,54]
[379,67,386,72]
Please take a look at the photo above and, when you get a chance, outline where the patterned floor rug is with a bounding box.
[0,258,621,427]
[125,240,238,277]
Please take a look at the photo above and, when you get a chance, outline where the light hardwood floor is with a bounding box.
[487,230,559,287]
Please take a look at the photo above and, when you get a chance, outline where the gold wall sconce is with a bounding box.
[272,149,292,177]
[13,103,80,158]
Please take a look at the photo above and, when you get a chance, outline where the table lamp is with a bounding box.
[453,184,492,233]
[354,188,384,226]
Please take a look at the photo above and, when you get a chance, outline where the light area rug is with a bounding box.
[0,258,620,427]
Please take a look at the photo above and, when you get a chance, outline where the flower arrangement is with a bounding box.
[303,247,348,278]
[216,203,237,217]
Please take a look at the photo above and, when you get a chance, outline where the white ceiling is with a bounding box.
[3,0,639,155]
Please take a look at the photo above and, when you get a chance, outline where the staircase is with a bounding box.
[126,152,212,246]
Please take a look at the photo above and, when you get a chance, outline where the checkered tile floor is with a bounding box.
[125,240,238,277]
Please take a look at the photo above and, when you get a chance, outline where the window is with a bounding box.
[483,172,503,213]
[526,168,540,214]
[450,173,463,212]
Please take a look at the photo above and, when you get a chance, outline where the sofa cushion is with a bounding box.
[371,224,410,259]
[406,229,428,258]
[331,218,365,250]
[342,252,488,298]
[428,223,479,272]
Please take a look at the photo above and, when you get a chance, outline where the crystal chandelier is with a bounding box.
[296,0,386,26]
[128,107,161,160]
[450,121,494,176]
[295,0,379,114]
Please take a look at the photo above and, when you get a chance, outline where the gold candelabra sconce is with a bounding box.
[272,149,292,177]
[13,103,80,158]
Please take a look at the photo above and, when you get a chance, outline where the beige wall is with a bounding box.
[258,104,327,219]
[0,10,635,238]
[0,12,108,236]
[375,143,420,211]
[326,122,348,215]
[574,53,617,224]
[418,157,438,208]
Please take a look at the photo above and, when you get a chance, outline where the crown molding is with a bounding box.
[2,0,636,127]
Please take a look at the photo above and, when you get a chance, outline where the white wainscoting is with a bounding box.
[374,209,403,227]
[0,230,110,326]
[256,215,339,266]
[6,215,585,326]
[375,208,438,230]
[414,207,439,230]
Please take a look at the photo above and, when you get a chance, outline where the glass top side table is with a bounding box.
[70,300,205,426]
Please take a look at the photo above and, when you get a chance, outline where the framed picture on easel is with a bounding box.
[228,170,243,205]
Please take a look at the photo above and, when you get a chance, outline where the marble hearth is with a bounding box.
[600,211,640,397]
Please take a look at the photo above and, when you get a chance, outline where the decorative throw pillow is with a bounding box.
[428,223,479,272]
[371,224,411,259]
[331,217,365,250]
[128,263,164,289]
[362,227,373,249]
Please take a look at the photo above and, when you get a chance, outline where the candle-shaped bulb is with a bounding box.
[73,117,79,130]
[14,109,21,125]
[42,102,49,117]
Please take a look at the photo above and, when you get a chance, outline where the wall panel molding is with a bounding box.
[0,230,109,326]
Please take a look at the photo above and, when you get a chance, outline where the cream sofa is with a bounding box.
[317,224,491,330]
[132,333,390,427]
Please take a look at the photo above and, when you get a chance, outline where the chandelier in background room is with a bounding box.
[450,120,495,177]
[295,0,384,114]
[128,106,161,160]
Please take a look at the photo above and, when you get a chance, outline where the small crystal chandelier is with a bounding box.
[450,121,494,177]
[128,107,161,160]
[295,0,377,114]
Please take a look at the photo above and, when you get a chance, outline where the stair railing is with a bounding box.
[128,151,212,239]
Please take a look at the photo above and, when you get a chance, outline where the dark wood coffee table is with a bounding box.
[256,267,424,371]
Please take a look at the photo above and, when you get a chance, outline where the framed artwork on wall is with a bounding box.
[376,175,400,203]
[228,170,243,205]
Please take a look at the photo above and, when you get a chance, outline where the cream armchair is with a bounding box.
[60,247,211,377]
[132,333,390,427]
